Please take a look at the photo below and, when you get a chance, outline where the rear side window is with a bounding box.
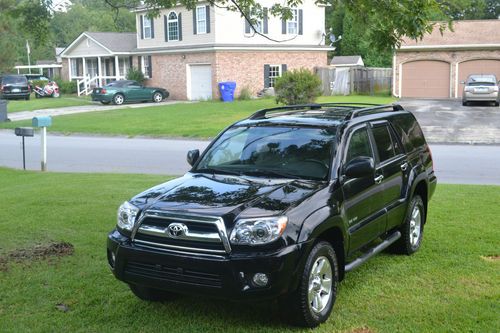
[345,127,372,163]
[390,114,425,152]
[372,125,395,163]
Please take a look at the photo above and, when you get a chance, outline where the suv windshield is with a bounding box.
[2,76,27,85]
[195,126,336,180]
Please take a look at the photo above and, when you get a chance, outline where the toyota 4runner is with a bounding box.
[107,103,437,327]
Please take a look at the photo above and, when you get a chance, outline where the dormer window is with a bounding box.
[143,16,152,39]
[287,9,298,34]
[167,12,179,41]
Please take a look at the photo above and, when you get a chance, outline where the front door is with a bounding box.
[341,125,386,253]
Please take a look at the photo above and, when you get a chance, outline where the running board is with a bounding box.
[345,231,401,272]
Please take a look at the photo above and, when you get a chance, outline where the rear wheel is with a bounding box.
[153,91,163,103]
[129,284,176,302]
[285,241,338,327]
[113,94,124,105]
[391,195,425,255]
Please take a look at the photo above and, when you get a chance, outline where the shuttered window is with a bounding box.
[196,6,207,34]
[143,16,152,39]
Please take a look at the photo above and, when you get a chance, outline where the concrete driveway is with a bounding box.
[398,99,500,144]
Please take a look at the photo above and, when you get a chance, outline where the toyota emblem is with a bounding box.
[167,223,187,238]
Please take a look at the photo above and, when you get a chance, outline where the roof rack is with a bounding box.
[248,103,405,120]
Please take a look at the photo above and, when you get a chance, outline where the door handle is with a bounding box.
[401,162,409,171]
[374,175,384,184]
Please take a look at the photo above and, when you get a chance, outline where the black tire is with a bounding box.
[152,91,163,103]
[100,100,111,105]
[285,241,338,328]
[129,284,176,302]
[113,94,125,105]
[390,195,425,255]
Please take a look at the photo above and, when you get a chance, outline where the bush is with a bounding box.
[126,67,145,84]
[274,68,322,105]
[238,86,252,100]
[30,79,48,89]
[51,77,77,94]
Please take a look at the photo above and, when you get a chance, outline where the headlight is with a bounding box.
[117,201,139,231]
[229,216,288,245]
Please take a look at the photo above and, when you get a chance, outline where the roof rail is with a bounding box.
[348,103,404,119]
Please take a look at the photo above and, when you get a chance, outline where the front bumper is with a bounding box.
[107,230,308,300]
[1,92,30,99]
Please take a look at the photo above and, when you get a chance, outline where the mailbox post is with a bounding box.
[14,127,34,170]
[32,116,52,171]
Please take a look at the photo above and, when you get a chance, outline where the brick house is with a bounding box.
[393,20,500,99]
[60,0,332,99]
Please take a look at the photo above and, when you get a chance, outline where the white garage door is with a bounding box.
[189,64,212,100]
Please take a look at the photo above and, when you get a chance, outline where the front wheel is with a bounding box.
[391,195,425,255]
[153,91,163,103]
[286,241,338,327]
[113,94,124,105]
[129,284,176,302]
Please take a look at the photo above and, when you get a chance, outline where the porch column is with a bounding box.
[82,57,87,79]
[115,56,120,80]
[97,56,102,87]
[68,59,73,81]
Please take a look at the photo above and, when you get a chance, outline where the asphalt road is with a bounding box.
[1,130,499,185]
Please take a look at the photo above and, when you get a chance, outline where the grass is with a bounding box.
[0,167,498,332]
[5,94,92,113]
[0,95,395,139]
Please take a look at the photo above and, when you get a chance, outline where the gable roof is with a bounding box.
[60,32,137,57]
[400,20,500,51]
[330,55,363,66]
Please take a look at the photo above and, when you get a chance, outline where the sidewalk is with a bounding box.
[8,100,192,121]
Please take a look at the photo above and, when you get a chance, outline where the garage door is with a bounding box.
[189,64,212,100]
[457,59,500,98]
[401,60,450,98]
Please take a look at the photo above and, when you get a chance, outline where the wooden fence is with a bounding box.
[316,66,392,96]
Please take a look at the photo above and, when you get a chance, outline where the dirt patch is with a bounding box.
[481,255,500,262]
[0,242,74,271]
[350,327,376,333]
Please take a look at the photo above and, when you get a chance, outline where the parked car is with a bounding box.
[0,75,30,100]
[462,74,499,106]
[91,80,169,105]
[107,103,437,327]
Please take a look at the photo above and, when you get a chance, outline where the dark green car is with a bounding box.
[91,80,169,105]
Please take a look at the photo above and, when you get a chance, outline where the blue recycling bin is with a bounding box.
[219,81,236,102]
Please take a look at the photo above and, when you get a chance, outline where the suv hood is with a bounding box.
[130,173,326,223]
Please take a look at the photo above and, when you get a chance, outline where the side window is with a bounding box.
[345,127,372,164]
[372,125,395,163]
[389,125,403,155]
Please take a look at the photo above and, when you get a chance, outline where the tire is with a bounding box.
[129,284,175,302]
[100,101,111,105]
[35,93,40,99]
[153,91,163,103]
[495,102,499,107]
[25,95,30,101]
[285,241,338,327]
[113,94,125,105]
[390,195,425,255]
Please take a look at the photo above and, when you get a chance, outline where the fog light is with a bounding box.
[252,273,269,287]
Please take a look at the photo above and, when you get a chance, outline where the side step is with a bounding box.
[345,231,401,272]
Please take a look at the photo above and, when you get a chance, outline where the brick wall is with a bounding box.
[394,49,500,97]
[144,50,327,100]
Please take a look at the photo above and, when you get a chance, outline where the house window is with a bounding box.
[119,58,130,77]
[287,9,298,34]
[196,6,207,34]
[142,56,151,78]
[250,7,263,33]
[269,65,281,88]
[167,12,179,41]
[71,59,78,77]
[86,58,98,78]
[143,16,152,39]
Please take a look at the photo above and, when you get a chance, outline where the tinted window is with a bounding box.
[372,125,395,162]
[390,114,425,152]
[2,76,27,85]
[345,127,372,163]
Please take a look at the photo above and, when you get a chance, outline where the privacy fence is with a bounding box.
[316,66,392,96]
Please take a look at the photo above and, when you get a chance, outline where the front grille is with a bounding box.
[132,212,231,254]
[125,261,223,288]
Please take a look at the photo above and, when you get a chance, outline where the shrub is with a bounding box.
[126,67,145,84]
[238,86,252,100]
[51,77,77,94]
[274,68,322,105]
[31,79,48,89]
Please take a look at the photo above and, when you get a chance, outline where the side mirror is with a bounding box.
[344,156,374,179]
[187,149,200,166]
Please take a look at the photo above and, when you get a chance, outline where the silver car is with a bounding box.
[462,74,499,106]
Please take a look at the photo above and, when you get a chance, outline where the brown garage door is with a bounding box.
[457,59,500,97]
[401,60,450,98]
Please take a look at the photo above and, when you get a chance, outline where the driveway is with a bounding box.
[398,99,500,144]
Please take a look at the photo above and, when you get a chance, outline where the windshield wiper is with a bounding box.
[195,167,242,176]
[242,168,301,179]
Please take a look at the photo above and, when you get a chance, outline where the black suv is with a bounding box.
[107,103,436,327]
[0,75,30,100]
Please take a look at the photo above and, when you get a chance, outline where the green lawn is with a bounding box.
[0,95,395,139]
[5,94,92,113]
[0,168,498,332]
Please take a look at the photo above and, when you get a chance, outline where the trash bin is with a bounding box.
[0,99,9,122]
[218,81,236,102]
